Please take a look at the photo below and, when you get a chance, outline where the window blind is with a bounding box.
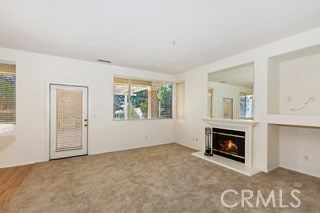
[56,89,83,151]
[0,64,16,124]
[176,82,185,119]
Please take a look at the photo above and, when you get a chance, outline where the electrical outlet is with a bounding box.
[304,155,309,161]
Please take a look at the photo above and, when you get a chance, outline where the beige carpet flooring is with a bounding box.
[4,143,320,213]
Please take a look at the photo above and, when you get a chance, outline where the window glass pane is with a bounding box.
[239,93,246,118]
[114,83,129,120]
[129,84,149,119]
[239,92,253,119]
[113,76,173,120]
[0,64,16,124]
[245,95,253,118]
[158,83,173,119]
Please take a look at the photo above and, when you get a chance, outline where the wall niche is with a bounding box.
[267,45,320,127]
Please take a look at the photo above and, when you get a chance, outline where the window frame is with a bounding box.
[113,76,174,121]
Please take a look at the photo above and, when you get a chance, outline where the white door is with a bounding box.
[50,84,88,159]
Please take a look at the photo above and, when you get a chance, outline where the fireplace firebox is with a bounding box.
[212,128,245,163]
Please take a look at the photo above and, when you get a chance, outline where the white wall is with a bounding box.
[271,53,320,178]
[279,53,320,115]
[208,81,253,119]
[2,27,320,176]
[279,126,320,178]
[175,26,320,173]
[0,47,175,168]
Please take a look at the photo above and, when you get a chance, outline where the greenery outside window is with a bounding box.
[113,77,172,120]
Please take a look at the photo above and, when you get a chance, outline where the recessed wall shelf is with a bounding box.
[267,114,320,127]
[266,44,320,177]
[267,44,320,128]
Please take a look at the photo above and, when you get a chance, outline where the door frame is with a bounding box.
[45,81,89,161]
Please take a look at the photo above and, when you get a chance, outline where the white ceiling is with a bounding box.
[0,0,320,74]
[208,63,254,88]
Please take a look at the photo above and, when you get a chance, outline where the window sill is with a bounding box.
[113,118,174,122]
[0,124,15,135]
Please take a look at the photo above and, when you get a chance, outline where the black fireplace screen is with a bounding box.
[212,128,245,163]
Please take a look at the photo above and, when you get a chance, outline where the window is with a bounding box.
[113,77,173,120]
[0,63,16,124]
[176,82,185,119]
[207,88,213,118]
[239,92,253,119]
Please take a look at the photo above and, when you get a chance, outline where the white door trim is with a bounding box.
[45,81,89,161]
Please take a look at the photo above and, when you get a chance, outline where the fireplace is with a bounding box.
[212,128,245,163]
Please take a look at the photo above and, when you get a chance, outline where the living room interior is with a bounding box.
[0,0,320,212]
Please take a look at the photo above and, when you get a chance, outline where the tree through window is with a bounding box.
[113,77,173,120]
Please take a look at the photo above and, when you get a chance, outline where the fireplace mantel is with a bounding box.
[202,118,258,127]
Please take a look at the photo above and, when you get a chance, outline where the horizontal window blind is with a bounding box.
[56,89,83,151]
[0,64,16,124]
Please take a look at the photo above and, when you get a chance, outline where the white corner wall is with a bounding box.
[0,47,175,168]
[175,26,320,173]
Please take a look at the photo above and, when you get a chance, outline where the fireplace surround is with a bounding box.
[192,118,260,176]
